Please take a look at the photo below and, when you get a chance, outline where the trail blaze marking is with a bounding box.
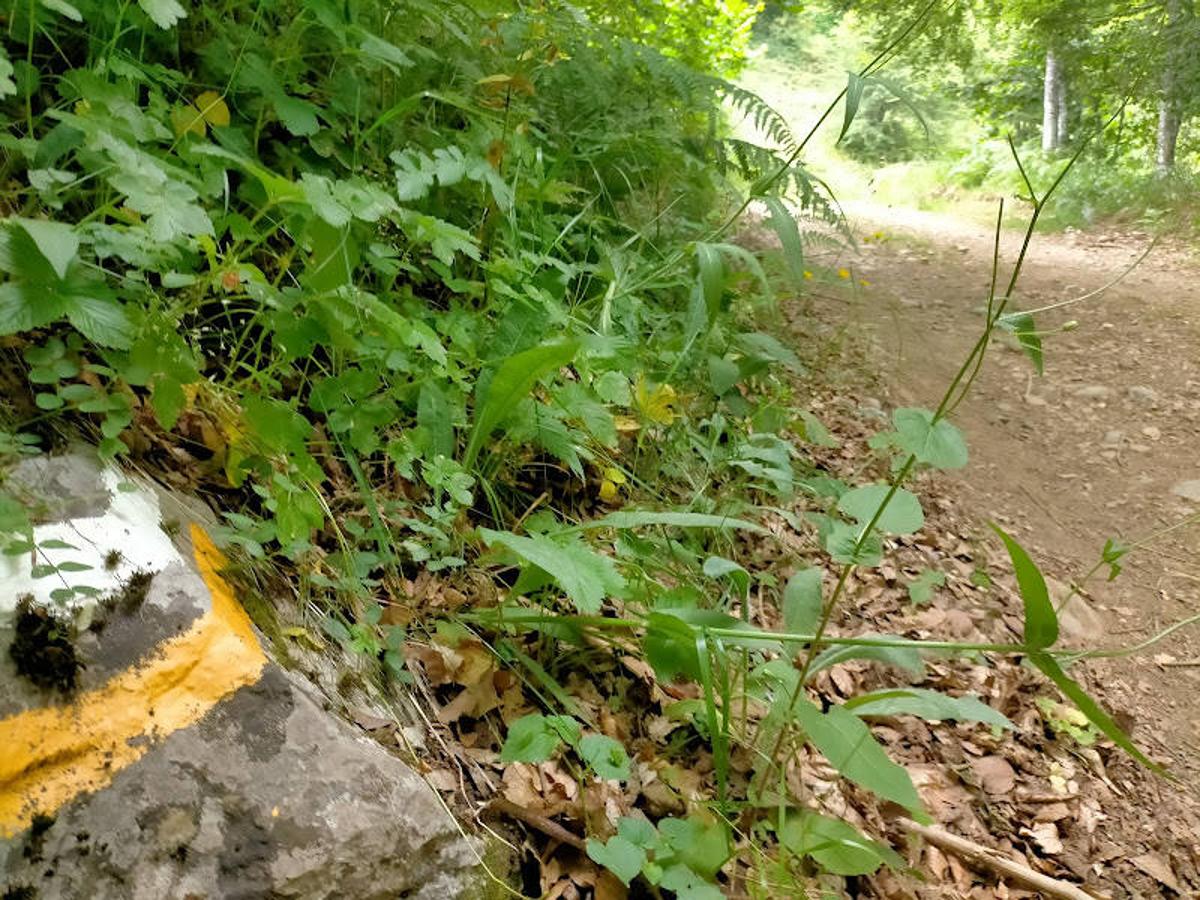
[0,525,265,836]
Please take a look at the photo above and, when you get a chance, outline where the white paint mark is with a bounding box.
[0,469,185,619]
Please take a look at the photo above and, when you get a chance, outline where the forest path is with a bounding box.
[830,199,1200,786]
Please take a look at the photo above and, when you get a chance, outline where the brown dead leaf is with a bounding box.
[971,755,1017,795]
[1020,822,1063,855]
[1129,852,1181,892]
[502,761,580,819]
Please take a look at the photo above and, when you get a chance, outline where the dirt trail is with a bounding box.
[834,200,1200,789]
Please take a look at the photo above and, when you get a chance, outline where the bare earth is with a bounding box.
[827,200,1200,896]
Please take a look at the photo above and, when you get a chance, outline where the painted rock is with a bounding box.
[0,452,481,899]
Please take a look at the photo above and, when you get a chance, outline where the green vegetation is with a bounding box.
[748,0,1200,229]
[0,0,1178,896]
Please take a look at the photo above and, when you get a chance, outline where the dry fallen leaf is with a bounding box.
[1129,852,1181,892]
[1021,822,1063,855]
[971,755,1017,795]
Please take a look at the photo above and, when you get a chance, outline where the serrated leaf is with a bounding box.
[480,529,624,613]
[65,295,133,349]
[837,483,924,535]
[274,94,320,136]
[793,698,923,815]
[892,408,968,470]
[991,523,1058,649]
[783,568,823,634]
[14,218,78,279]
[845,688,1013,730]
[138,0,186,28]
[0,283,67,335]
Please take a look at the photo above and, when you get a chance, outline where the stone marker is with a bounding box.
[1,452,483,898]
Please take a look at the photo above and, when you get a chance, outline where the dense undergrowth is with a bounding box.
[0,1,1166,897]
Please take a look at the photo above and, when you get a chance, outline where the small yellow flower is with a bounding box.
[634,376,678,426]
[803,270,814,280]
[598,466,627,503]
[859,279,871,287]
[837,268,851,280]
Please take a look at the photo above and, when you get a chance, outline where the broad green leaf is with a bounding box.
[586,509,767,534]
[695,242,724,330]
[906,568,946,605]
[797,410,839,447]
[14,218,78,279]
[138,0,186,28]
[1030,652,1161,772]
[998,311,1044,375]
[0,283,68,335]
[990,523,1058,649]
[823,520,882,566]
[657,865,723,900]
[618,816,659,849]
[793,698,924,815]
[782,568,823,634]
[807,636,925,681]
[587,836,644,886]
[779,811,903,876]
[418,382,455,461]
[39,0,82,21]
[499,714,581,763]
[358,33,414,70]
[0,48,14,100]
[65,295,133,349]
[707,354,740,396]
[845,688,1013,730]
[480,529,624,614]
[838,71,867,143]
[645,612,699,681]
[657,816,730,880]
[703,555,749,599]
[642,610,753,681]
[464,339,579,468]
[578,734,631,780]
[762,196,805,288]
[837,483,924,535]
[274,94,320,136]
[892,408,968,470]
[736,331,804,372]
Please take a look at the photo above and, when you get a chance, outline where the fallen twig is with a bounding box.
[899,818,1102,900]
[487,798,587,852]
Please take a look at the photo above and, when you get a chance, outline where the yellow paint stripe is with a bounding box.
[0,525,266,836]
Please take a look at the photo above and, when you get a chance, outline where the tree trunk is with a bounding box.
[1042,49,1063,152]
[1156,0,1192,171]
[1055,67,1069,147]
